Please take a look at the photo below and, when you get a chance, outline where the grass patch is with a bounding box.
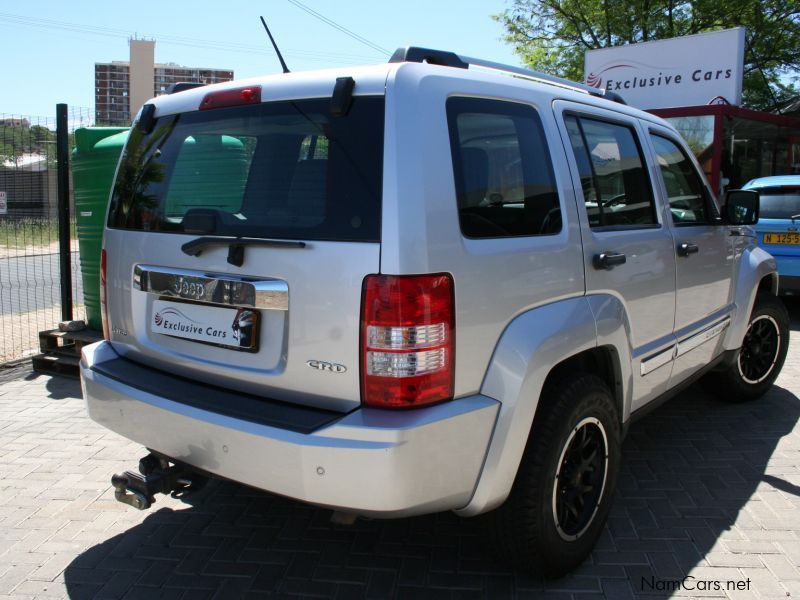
[0,218,77,249]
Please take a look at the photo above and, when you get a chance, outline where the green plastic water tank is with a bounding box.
[164,134,250,218]
[72,127,129,331]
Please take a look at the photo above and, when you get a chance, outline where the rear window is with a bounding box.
[756,188,800,220]
[108,97,384,242]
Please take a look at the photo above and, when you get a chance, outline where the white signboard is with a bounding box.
[0,191,6,215]
[584,28,745,109]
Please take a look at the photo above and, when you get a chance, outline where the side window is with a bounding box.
[565,115,658,228]
[447,97,561,238]
[649,134,709,225]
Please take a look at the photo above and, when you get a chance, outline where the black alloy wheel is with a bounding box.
[487,373,621,577]
[738,314,781,384]
[701,293,789,402]
[552,417,609,541]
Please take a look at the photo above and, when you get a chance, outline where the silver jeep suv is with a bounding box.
[80,47,789,576]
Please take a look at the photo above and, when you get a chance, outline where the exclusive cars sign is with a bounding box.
[584,28,745,109]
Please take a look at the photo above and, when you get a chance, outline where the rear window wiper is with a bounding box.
[182,236,307,267]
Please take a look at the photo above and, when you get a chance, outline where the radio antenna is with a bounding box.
[260,16,290,74]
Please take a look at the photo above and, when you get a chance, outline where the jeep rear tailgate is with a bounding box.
[103,96,384,412]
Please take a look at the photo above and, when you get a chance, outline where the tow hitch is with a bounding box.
[111,454,207,510]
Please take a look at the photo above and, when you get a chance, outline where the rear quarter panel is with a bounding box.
[381,63,586,400]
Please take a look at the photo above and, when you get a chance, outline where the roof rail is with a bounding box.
[389,46,626,105]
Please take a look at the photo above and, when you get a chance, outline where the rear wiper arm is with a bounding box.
[181,236,307,267]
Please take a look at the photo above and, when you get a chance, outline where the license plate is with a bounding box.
[763,232,800,245]
[151,299,259,351]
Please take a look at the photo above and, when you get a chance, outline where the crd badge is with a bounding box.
[306,360,347,374]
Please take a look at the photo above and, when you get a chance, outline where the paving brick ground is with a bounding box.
[1,302,800,599]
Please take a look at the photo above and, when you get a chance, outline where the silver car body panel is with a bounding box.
[105,66,394,413]
[81,340,499,517]
[553,100,679,413]
[637,122,755,392]
[459,296,598,515]
[104,229,379,412]
[642,123,737,382]
[725,243,778,349]
[381,66,587,398]
[140,65,393,120]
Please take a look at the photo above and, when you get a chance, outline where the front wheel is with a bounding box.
[705,293,789,402]
[487,373,621,577]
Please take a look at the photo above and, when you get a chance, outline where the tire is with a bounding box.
[704,293,789,402]
[487,373,621,577]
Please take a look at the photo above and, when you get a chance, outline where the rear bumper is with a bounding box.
[80,341,499,517]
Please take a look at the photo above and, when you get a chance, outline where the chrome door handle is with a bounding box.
[677,243,699,257]
[593,252,627,270]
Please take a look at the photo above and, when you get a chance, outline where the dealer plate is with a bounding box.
[763,232,800,245]
[151,299,259,351]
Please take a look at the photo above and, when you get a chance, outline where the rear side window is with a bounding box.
[565,115,657,228]
[108,97,384,242]
[757,188,800,220]
[446,97,561,238]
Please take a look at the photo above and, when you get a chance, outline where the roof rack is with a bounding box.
[166,82,207,95]
[389,46,626,105]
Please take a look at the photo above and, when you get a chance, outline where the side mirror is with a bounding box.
[723,189,759,225]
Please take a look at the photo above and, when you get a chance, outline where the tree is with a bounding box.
[0,125,25,167]
[495,0,800,110]
[29,125,55,152]
[0,122,58,167]
[0,142,18,167]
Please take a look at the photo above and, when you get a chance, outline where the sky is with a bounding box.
[0,1,521,120]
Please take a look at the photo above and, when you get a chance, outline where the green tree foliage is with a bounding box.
[495,0,800,110]
[0,122,56,166]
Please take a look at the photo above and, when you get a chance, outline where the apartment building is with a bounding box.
[95,40,233,125]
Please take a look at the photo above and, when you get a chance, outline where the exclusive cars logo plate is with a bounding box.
[151,300,259,352]
[306,360,347,374]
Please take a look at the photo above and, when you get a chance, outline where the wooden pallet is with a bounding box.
[32,328,103,378]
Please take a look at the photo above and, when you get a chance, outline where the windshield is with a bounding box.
[757,188,800,220]
[108,97,384,242]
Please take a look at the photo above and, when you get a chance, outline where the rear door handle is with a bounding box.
[677,243,699,257]
[593,252,627,270]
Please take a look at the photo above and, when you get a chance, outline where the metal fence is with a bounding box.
[0,107,94,363]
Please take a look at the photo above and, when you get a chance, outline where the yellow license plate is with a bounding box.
[763,232,800,245]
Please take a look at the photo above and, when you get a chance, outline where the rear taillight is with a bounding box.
[100,249,109,340]
[361,274,455,409]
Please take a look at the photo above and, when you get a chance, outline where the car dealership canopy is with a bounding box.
[585,29,800,196]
